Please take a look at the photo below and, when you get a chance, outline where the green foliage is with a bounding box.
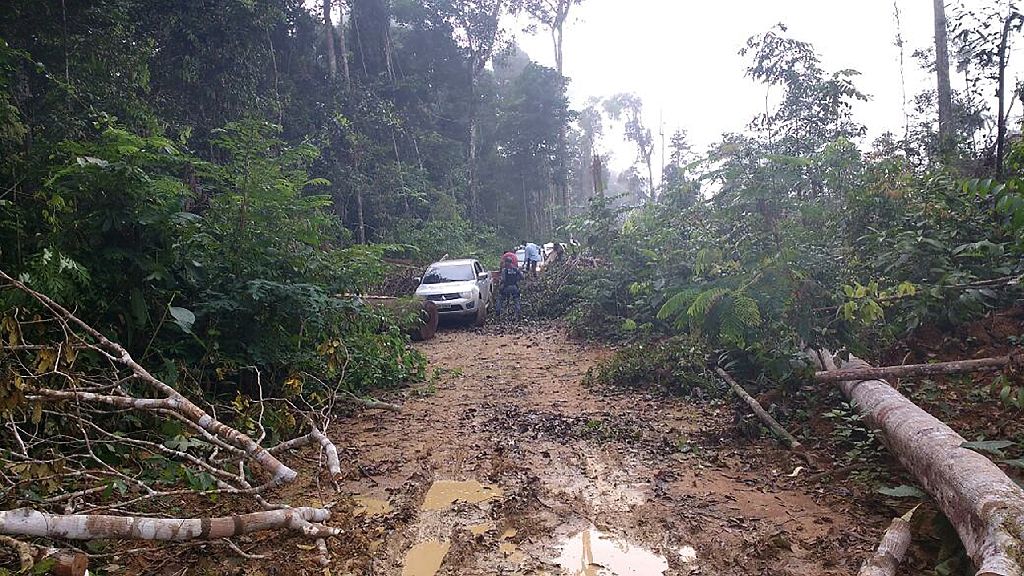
[584,337,720,398]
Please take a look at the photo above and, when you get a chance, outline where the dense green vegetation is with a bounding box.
[548,26,1024,413]
[0,0,579,398]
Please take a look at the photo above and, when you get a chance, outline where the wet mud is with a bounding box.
[329,323,891,575]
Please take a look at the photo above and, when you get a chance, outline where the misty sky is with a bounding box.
[512,0,1021,174]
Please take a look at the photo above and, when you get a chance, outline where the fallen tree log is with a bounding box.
[810,350,1024,575]
[0,507,339,540]
[858,507,915,576]
[714,368,803,451]
[814,353,1018,383]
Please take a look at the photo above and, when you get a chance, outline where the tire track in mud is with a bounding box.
[330,323,888,575]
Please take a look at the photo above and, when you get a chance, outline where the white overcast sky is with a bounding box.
[511,0,1022,173]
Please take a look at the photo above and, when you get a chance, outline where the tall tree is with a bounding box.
[337,0,352,88]
[351,0,393,80]
[523,0,582,78]
[995,6,1023,177]
[934,0,954,153]
[604,93,655,201]
[324,0,338,79]
[524,0,583,214]
[426,0,518,217]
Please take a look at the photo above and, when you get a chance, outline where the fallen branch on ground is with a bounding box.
[0,507,339,540]
[338,390,401,412]
[809,350,1024,575]
[0,535,87,576]
[0,267,297,486]
[714,368,804,452]
[813,352,1018,383]
[858,507,916,576]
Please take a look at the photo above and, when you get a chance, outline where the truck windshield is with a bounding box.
[421,264,475,284]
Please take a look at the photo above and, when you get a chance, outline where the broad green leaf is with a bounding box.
[169,306,196,334]
[877,485,925,498]
[961,440,1016,458]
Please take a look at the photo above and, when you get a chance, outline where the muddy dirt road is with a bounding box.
[327,323,887,575]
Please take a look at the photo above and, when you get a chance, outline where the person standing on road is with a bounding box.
[524,242,541,279]
[502,249,519,269]
[496,253,524,320]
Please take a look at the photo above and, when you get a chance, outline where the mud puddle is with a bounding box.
[556,527,670,576]
[402,540,451,576]
[422,480,503,510]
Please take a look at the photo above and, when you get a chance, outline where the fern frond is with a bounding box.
[657,288,697,322]
[687,287,728,322]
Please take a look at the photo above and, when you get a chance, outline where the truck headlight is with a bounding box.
[460,290,478,300]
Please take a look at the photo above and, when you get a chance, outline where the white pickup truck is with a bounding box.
[414,259,494,326]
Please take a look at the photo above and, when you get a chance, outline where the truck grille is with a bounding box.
[426,293,462,302]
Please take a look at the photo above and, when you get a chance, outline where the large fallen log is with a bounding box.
[714,368,803,451]
[814,353,1018,383]
[0,507,338,540]
[858,507,915,576]
[810,350,1024,575]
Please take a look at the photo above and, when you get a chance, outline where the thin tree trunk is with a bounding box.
[337,1,351,88]
[715,368,803,451]
[934,0,954,154]
[0,507,337,540]
[468,72,480,218]
[858,508,915,576]
[356,188,366,244]
[813,353,1016,383]
[996,11,1017,178]
[809,350,1024,575]
[324,0,338,80]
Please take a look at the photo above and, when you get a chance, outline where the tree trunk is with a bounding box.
[813,353,1016,383]
[996,12,1016,178]
[337,1,351,88]
[468,72,480,219]
[858,508,915,576]
[324,0,337,80]
[715,368,803,451]
[933,0,954,153]
[356,187,366,244]
[644,152,655,201]
[0,507,337,540]
[810,350,1024,575]
[592,154,604,198]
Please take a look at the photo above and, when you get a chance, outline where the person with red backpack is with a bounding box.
[496,253,524,319]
